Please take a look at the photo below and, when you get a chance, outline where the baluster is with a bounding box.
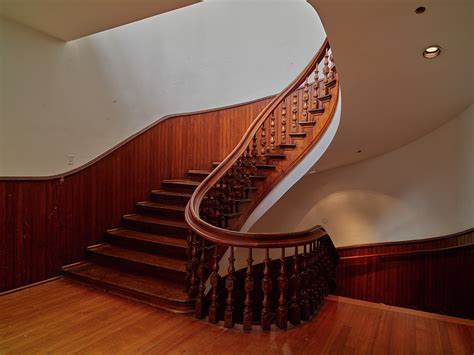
[251,134,258,179]
[224,246,235,328]
[312,66,320,110]
[291,93,298,130]
[302,80,309,122]
[261,248,272,330]
[243,248,254,331]
[307,242,316,314]
[184,231,193,292]
[281,100,287,144]
[195,238,206,319]
[208,245,220,324]
[300,244,310,321]
[290,246,301,325]
[270,112,276,151]
[188,232,198,298]
[328,51,335,82]
[276,248,288,329]
[260,121,267,155]
[322,48,330,95]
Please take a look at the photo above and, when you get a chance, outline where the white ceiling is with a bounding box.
[308,0,474,171]
[0,0,200,41]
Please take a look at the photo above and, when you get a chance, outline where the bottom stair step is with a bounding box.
[62,261,194,313]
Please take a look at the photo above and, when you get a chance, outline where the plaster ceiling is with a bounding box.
[308,0,474,171]
[0,0,200,41]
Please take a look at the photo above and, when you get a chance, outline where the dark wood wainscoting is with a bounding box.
[336,228,474,318]
[0,97,272,292]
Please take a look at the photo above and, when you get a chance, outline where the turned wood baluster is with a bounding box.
[270,112,276,151]
[260,121,267,155]
[312,66,320,110]
[208,245,219,324]
[308,242,316,313]
[281,100,287,144]
[322,48,330,95]
[184,231,193,292]
[195,238,206,319]
[188,232,199,298]
[291,93,298,130]
[243,248,254,331]
[290,246,301,325]
[261,248,272,330]
[251,134,258,180]
[302,80,309,122]
[300,244,310,320]
[276,248,288,329]
[224,246,235,328]
[244,146,252,190]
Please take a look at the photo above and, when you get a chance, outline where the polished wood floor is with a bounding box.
[1,279,473,354]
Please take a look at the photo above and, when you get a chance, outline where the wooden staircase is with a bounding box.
[62,175,201,313]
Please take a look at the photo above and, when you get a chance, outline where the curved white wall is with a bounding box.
[0,0,326,176]
[251,103,474,247]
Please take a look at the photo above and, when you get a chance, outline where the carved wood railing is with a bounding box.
[185,39,339,330]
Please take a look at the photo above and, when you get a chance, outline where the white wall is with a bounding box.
[251,103,474,247]
[0,0,325,176]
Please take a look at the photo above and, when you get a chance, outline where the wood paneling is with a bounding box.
[1,279,473,354]
[336,228,474,319]
[0,97,271,292]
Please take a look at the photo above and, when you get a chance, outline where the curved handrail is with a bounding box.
[185,38,336,249]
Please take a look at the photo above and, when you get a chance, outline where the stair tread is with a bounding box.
[88,244,187,272]
[137,201,186,212]
[151,190,193,198]
[188,170,210,175]
[123,214,188,229]
[107,228,187,248]
[163,179,199,186]
[62,261,191,302]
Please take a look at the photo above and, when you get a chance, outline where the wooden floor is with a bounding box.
[1,279,473,354]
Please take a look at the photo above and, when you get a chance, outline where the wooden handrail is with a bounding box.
[185,38,333,249]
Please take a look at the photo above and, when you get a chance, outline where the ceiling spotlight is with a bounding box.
[415,6,426,14]
[423,45,441,59]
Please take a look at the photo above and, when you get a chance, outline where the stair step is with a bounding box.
[87,243,186,281]
[308,107,325,115]
[249,175,266,180]
[137,201,185,219]
[318,94,332,102]
[187,169,210,181]
[62,261,194,313]
[122,214,188,237]
[299,120,317,127]
[256,164,276,170]
[289,132,307,139]
[264,153,286,160]
[279,143,297,150]
[162,179,199,192]
[150,190,192,205]
[106,228,187,257]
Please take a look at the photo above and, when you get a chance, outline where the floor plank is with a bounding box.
[1,279,473,354]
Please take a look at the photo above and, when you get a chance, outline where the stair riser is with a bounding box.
[187,174,208,182]
[150,193,190,206]
[88,253,186,283]
[136,205,185,220]
[61,271,194,313]
[105,234,187,259]
[162,182,198,193]
[123,219,188,238]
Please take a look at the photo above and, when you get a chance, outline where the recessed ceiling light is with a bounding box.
[423,45,441,59]
[415,6,426,14]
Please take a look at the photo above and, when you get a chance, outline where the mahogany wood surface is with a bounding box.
[1,279,473,354]
[0,97,271,292]
[336,228,474,319]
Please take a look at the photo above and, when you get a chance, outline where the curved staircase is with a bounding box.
[63,38,340,330]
